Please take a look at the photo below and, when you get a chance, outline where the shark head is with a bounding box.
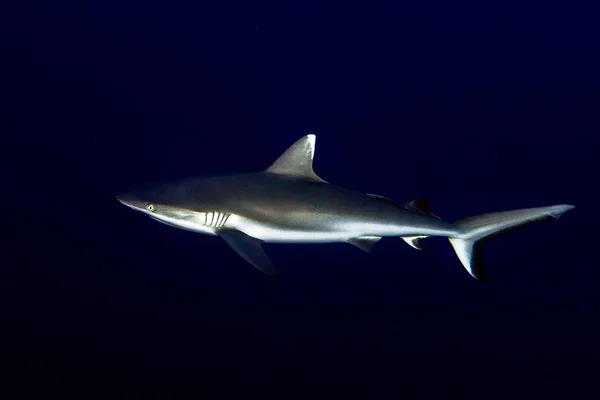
[116,190,161,215]
[117,180,181,214]
[116,134,327,239]
[116,180,220,235]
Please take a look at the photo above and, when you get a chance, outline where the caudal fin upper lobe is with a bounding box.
[448,204,575,281]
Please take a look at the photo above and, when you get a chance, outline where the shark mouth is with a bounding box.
[149,215,181,229]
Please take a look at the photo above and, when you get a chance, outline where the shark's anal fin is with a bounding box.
[265,134,327,183]
[218,230,276,276]
[401,236,426,250]
[347,236,382,252]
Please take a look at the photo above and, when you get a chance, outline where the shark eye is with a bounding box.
[146,204,155,212]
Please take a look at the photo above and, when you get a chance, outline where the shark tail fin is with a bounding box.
[448,204,575,281]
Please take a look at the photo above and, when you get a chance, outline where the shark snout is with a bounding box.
[116,193,144,210]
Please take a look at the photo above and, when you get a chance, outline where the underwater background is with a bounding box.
[2,1,599,397]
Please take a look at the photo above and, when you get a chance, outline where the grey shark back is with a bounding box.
[117,134,575,281]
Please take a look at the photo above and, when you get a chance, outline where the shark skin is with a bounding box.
[117,135,575,281]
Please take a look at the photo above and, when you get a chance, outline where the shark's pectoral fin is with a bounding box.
[218,230,276,276]
[347,236,382,253]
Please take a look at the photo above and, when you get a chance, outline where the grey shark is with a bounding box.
[117,134,575,281]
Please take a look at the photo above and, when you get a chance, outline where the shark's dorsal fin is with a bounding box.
[265,134,327,183]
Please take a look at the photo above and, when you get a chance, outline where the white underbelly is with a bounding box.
[225,215,363,243]
[151,213,408,243]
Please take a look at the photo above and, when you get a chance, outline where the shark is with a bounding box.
[117,134,574,281]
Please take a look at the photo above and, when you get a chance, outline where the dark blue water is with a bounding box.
[3,1,598,396]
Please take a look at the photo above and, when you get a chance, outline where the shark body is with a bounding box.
[117,135,574,280]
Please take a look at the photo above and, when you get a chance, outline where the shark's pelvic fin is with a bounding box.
[265,134,327,183]
[449,204,575,281]
[347,236,382,252]
[218,229,276,276]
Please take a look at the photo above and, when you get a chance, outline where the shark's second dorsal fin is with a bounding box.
[265,134,327,183]
[366,193,404,208]
[405,198,441,220]
[367,194,442,220]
